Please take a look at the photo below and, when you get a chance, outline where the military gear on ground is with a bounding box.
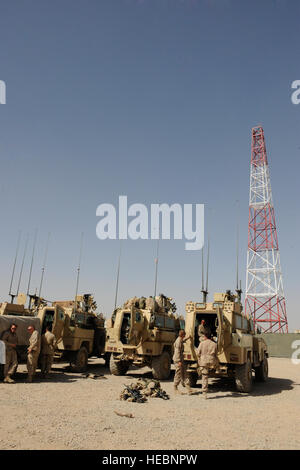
[120,378,169,403]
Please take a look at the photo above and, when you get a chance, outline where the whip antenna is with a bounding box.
[9,231,21,303]
[38,232,51,299]
[74,232,84,313]
[235,200,242,302]
[154,239,159,299]
[114,241,122,311]
[27,229,38,303]
[201,237,209,303]
[16,234,29,296]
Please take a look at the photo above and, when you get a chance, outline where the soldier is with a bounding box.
[198,319,211,343]
[2,324,18,383]
[197,332,218,398]
[0,338,6,381]
[40,324,56,378]
[26,325,41,383]
[173,330,192,395]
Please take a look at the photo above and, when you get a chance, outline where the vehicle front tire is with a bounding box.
[255,355,268,382]
[109,354,129,376]
[235,358,253,393]
[72,347,88,372]
[152,351,171,380]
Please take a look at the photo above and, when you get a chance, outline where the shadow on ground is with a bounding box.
[122,367,295,398]
[191,376,295,399]
[3,370,80,384]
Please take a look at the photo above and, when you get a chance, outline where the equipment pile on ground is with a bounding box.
[120,378,170,403]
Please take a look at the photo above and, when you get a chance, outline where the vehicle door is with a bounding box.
[52,306,66,345]
[216,306,225,354]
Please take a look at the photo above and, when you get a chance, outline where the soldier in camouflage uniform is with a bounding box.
[26,325,41,383]
[173,330,192,395]
[40,325,56,378]
[197,332,218,398]
[198,319,211,343]
[2,324,18,383]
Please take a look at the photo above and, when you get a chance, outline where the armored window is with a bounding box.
[135,312,141,322]
[154,315,165,328]
[165,317,175,329]
[196,302,206,309]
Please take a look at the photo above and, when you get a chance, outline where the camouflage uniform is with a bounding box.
[0,340,5,381]
[27,330,41,382]
[198,323,211,343]
[2,330,18,382]
[40,331,56,377]
[173,336,191,392]
[197,338,218,396]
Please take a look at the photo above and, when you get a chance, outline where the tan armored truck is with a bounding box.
[105,294,185,380]
[0,294,107,372]
[52,294,108,371]
[183,290,268,392]
[0,297,66,364]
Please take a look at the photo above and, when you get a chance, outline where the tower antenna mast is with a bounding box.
[245,126,288,332]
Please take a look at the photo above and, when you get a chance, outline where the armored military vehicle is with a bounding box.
[183,290,268,392]
[106,294,184,380]
[0,295,67,363]
[52,294,108,371]
[0,293,108,372]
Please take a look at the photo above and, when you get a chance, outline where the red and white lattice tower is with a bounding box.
[245,126,288,333]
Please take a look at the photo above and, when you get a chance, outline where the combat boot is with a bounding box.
[4,376,14,383]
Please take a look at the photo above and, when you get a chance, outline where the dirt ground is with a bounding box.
[0,357,299,450]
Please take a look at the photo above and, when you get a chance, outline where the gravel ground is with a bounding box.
[0,357,299,450]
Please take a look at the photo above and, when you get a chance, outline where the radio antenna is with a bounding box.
[114,241,122,311]
[16,234,29,297]
[201,237,209,303]
[74,232,84,313]
[154,239,159,300]
[27,229,38,306]
[9,231,21,303]
[38,232,51,300]
[235,200,242,302]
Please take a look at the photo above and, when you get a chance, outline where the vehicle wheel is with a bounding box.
[187,372,198,388]
[152,351,171,380]
[109,354,129,376]
[72,347,88,372]
[255,356,268,382]
[235,358,253,393]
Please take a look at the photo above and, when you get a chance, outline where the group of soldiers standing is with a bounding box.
[173,319,218,398]
[1,318,217,394]
[0,323,56,383]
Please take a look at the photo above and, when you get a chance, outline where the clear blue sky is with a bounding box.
[0,0,299,330]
